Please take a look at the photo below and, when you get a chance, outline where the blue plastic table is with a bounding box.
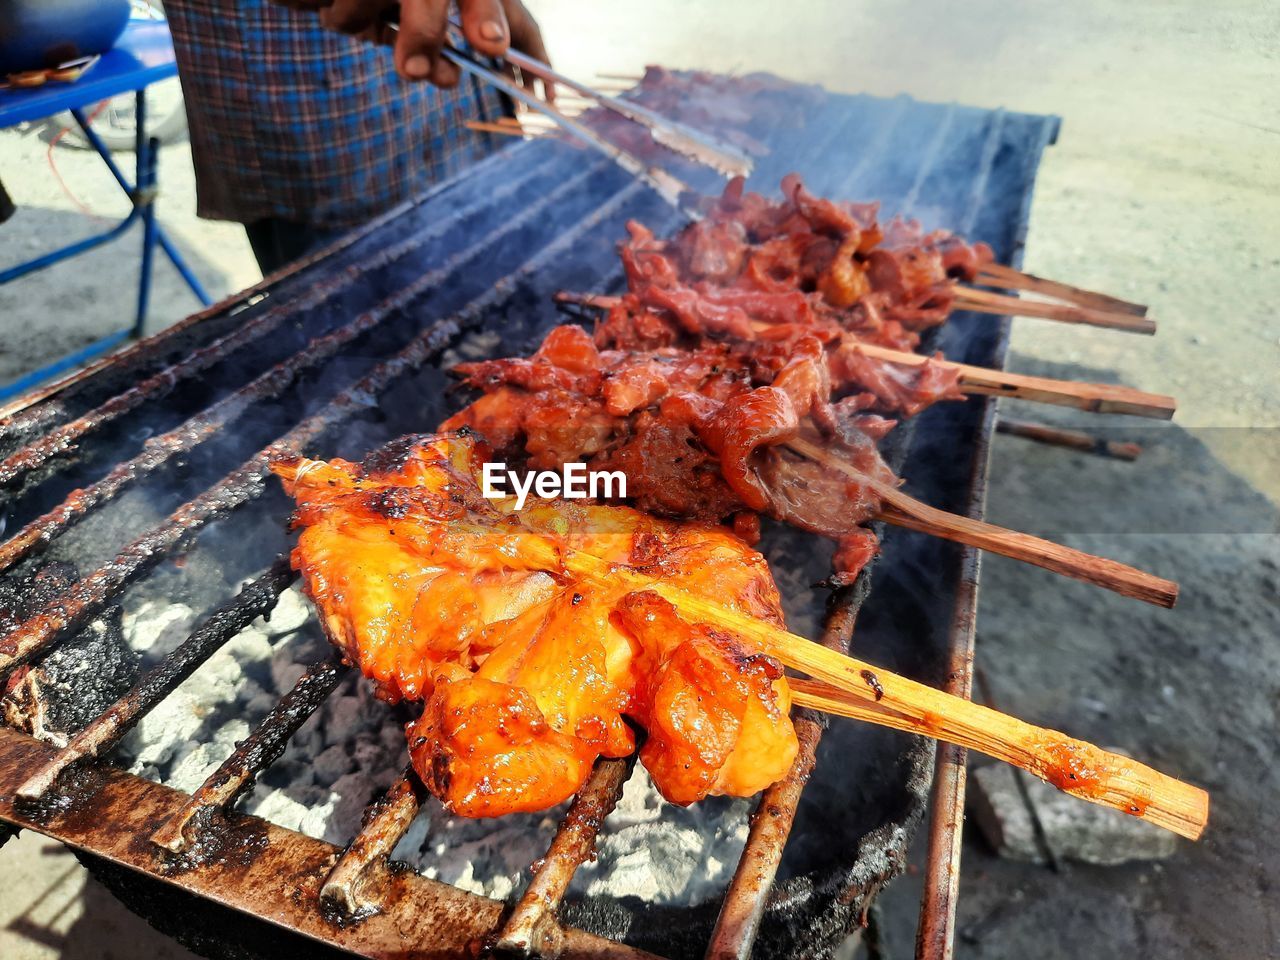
[0,18,212,401]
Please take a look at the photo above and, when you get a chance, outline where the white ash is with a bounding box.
[390,765,752,906]
[118,579,752,908]
[122,598,198,655]
[572,768,751,903]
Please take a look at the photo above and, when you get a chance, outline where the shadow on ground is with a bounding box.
[872,357,1279,959]
[1,840,196,960]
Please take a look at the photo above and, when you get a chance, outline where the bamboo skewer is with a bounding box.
[787,679,1206,840]
[465,120,551,139]
[974,262,1148,317]
[545,540,1206,840]
[850,341,1175,419]
[493,43,751,179]
[996,417,1143,461]
[555,291,1177,419]
[785,436,1177,607]
[953,285,1157,335]
[378,27,696,212]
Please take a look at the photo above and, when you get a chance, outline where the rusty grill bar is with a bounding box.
[0,78,1059,960]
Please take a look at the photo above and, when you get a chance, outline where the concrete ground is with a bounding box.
[0,1,1276,958]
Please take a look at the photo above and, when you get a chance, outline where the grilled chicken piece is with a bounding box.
[272,433,797,817]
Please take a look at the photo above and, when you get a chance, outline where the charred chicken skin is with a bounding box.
[272,433,798,817]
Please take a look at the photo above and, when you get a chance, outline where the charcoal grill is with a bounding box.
[0,74,1059,960]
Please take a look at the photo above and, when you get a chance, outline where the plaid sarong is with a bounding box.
[163,0,509,227]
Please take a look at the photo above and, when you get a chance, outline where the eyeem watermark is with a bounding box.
[482,462,626,509]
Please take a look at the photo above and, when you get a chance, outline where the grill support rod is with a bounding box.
[150,658,346,854]
[705,585,865,960]
[320,769,429,920]
[16,559,296,800]
[496,755,637,958]
[0,726,657,960]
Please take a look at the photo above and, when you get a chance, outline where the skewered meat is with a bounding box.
[582,66,820,160]
[272,433,798,817]
[591,293,964,418]
[445,324,900,582]
[613,175,993,352]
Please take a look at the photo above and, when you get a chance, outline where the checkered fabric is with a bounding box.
[163,0,509,227]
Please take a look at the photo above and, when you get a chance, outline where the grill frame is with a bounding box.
[0,77,1060,960]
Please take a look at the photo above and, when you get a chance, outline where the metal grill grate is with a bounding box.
[0,75,1059,960]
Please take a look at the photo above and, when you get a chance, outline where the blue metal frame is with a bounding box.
[0,20,213,402]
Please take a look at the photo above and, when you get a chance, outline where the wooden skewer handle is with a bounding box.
[785,437,1178,608]
[874,493,1176,607]
[788,678,1207,840]
[646,568,1205,840]
[996,417,1143,461]
[465,121,544,138]
[975,262,1149,317]
[853,343,1176,420]
[955,286,1157,335]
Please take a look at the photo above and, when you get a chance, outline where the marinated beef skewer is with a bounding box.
[443,325,1177,606]
[587,66,1152,326]
[558,291,1176,419]
[625,175,1156,339]
[273,433,1206,838]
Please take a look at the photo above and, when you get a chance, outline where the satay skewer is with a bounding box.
[607,244,1154,333]
[850,341,1174,419]
[953,285,1156,335]
[547,539,1205,839]
[493,42,753,179]
[520,295,1178,603]
[973,262,1149,317]
[784,436,1176,607]
[555,291,1176,419]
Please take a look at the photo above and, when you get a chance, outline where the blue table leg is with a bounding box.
[0,88,213,400]
[136,138,159,336]
[133,91,154,335]
[156,230,212,305]
[63,98,212,316]
[0,104,145,285]
[0,209,139,284]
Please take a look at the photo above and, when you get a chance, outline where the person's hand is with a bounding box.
[273,0,551,94]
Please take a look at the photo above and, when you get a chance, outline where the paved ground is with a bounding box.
[0,1,1276,958]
